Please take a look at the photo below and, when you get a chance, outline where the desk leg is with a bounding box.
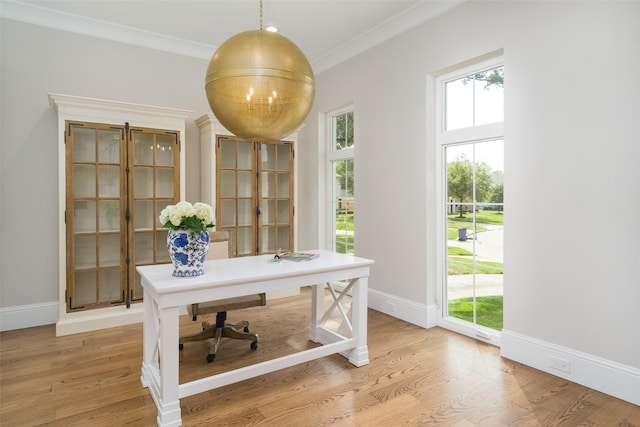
[141,287,155,388]
[349,277,370,367]
[157,306,182,427]
[309,283,325,343]
[140,286,182,427]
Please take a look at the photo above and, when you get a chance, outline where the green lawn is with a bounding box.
[448,211,503,225]
[448,295,503,330]
[336,213,354,231]
[447,211,504,331]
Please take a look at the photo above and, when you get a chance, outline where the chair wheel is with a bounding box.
[250,341,258,350]
[179,343,184,350]
[207,354,215,363]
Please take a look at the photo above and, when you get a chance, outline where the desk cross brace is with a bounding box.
[319,280,355,333]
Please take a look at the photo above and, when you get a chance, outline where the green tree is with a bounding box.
[447,154,494,217]
[333,111,354,150]
[491,181,504,203]
[333,112,354,193]
[464,66,504,89]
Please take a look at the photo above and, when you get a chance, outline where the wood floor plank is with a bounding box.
[1,287,638,426]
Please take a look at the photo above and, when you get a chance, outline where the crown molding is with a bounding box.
[312,0,465,73]
[1,0,465,73]
[0,0,215,59]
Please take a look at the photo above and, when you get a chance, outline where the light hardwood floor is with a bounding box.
[1,287,638,426]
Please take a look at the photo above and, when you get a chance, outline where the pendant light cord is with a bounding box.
[259,0,263,30]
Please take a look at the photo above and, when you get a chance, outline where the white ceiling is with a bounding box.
[1,0,463,73]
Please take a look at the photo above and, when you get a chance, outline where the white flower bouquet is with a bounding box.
[159,201,214,233]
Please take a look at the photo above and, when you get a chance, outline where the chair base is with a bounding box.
[179,313,259,362]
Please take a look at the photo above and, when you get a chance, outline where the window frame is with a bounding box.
[325,106,355,253]
[434,56,504,346]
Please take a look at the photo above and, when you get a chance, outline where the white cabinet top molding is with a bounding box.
[48,93,192,130]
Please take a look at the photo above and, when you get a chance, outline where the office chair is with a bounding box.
[178,230,266,362]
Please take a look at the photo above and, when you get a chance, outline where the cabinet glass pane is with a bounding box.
[277,225,290,252]
[220,171,236,198]
[238,199,253,226]
[134,200,154,230]
[74,201,96,233]
[74,235,96,268]
[220,139,236,168]
[277,172,289,197]
[276,145,290,170]
[261,226,276,253]
[262,199,275,225]
[134,167,153,197]
[74,271,96,305]
[99,200,120,231]
[134,133,153,164]
[155,168,174,198]
[237,227,253,256]
[73,128,95,162]
[238,171,252,197]
[262,172,276,197]
[220,199,236,227]
[74,165,96,197]
[277,199,290,224]
[156,134,175,166]
[135,232,154,264]
[238,141,253,169]
[156,231,170,262]
[98,130,120,163]
[98,268,121,302]
[261,144,276,169]
[98,233,120,266]
[98,165,120,197]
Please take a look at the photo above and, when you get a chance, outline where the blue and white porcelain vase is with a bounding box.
[166,228,210,277]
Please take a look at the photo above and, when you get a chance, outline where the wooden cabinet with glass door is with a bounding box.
[216,136,293,256]
[65,121,179,312]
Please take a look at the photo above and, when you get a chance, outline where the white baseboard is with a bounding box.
[1,288,301,335]
[501,329,640,406]
[56,304,144,336]
[367,288,438,329]
[0,301,58,332]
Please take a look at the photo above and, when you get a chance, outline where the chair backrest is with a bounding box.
[207,230,232,260]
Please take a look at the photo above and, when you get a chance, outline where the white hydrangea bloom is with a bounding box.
[193,202,213,225]
[159,201,214,231]
[159,205,174,225]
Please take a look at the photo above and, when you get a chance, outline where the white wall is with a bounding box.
[296,0,639,404]
[2,0,639,405]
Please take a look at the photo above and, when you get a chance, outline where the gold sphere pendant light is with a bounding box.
[205,0,315,141]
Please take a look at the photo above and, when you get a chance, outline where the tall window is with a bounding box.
[327,108,354,254]
[436,59,504,342]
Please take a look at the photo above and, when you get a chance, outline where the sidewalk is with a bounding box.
[447,274,503,300]
[447,226,504,300]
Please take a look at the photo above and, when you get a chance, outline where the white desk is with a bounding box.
[137,250,374,427]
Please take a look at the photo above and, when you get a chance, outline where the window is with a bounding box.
[436,59,504,343]
[327,108,355,254]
